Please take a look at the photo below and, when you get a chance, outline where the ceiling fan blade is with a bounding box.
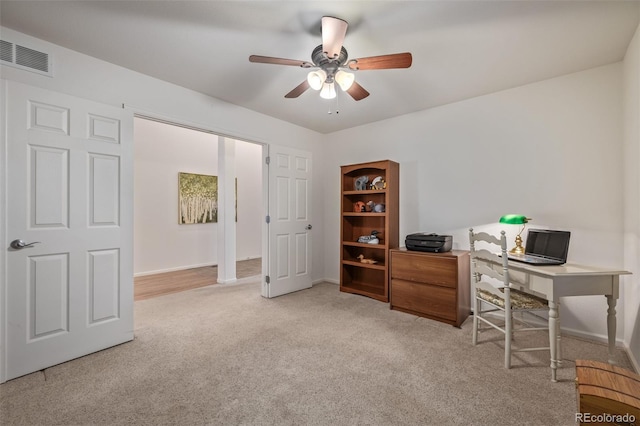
[322,16,348,59]
[249,55,313,68]
[346,81,370,101]
[348,52,413,71]
[285,80,311,98]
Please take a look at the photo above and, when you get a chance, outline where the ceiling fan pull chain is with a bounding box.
[328,91,340,115]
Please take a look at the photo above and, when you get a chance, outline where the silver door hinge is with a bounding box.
[265,156,270,165]
[265,275,270,284]
[266,215,270,224]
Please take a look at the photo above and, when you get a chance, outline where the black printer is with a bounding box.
[405,233,452,253]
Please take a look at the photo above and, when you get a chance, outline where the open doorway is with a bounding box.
[132,117,263,300]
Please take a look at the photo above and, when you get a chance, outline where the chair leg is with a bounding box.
[472,297,480,346]
[504,309,512,369]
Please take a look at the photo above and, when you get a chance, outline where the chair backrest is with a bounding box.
[469,228,512,302]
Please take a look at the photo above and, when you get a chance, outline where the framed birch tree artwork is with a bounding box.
[179,172,218,224]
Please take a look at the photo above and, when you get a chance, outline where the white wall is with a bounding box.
[0,27,325,283]
[623,22,640,370]
[235,140,264,261]
[134,118,218,275]
[133,118,263,276]
[323,63,627,345]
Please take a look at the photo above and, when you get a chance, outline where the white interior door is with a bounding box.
[265,145,312,298]
[3,81,133,381]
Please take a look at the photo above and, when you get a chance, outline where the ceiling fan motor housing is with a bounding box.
[312,44,349,82]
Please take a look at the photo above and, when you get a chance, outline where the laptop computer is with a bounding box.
[507,229,571,265]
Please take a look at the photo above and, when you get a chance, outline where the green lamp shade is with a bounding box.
[499,214,529,225]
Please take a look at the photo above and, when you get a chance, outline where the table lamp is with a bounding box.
[499,214,531,255]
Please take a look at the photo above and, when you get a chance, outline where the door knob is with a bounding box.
[10,239,41,250]
[305,224,313,230]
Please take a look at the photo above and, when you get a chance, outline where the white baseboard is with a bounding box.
[315,278,338,285]
[622,344,640,373]
[559,326,616,346]
[559,327,640,373]
[134,263,216,277]
[134,258,261,278]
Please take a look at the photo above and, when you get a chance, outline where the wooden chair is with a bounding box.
[469,228,551,368]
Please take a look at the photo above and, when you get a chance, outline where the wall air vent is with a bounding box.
[0,40,14,63]
[0,39,53,77]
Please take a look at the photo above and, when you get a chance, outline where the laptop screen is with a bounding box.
[525,229,571,260]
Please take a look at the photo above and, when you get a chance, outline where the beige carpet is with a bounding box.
[0,280,633,425]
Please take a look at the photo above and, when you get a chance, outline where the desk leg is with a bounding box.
[549,300,559,382]
[606,295,617,365]
[557,302,562,366]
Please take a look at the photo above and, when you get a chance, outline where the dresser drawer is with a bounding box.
[391,251,457,288]
[391,279,457,321]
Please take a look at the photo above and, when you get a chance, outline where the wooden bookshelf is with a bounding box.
[340,160,399,302]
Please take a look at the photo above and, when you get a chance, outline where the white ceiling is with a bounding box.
[1,1,639,134]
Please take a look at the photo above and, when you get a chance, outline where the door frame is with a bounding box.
[261,144,270,297]
[130,110,269,292]
[1,80,8,383]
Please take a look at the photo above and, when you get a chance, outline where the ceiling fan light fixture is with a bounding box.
[249,16,411,102]
[320,82,336,99]
[307,69,327,91]
[335,70,355,91]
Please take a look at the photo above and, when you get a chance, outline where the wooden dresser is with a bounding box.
[389,248,470,327]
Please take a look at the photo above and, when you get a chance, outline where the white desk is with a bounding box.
[503,261,631,382]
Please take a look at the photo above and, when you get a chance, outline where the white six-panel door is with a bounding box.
[4,81,133,381]
[266,145,312,298]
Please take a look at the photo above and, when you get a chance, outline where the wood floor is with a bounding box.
[134,258,262,301]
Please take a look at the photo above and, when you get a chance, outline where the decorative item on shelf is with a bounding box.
[353,201,366,212]
[357,254,378,264]
[499,214,531,255]
[365,200,374,212]
[357,230,379,244]
[370,176,386,190]
[354,175,369,191]
[373,203,385,213]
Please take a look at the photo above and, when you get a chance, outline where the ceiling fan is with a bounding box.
[249,16,412,101]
